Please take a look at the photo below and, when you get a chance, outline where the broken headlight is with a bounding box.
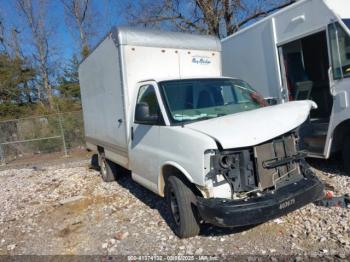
[209,149,257,193]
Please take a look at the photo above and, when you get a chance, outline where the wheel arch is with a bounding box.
[158,162,201,197]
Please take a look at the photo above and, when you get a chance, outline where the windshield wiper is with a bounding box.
[181,115,217,125]
[196,116,217,121]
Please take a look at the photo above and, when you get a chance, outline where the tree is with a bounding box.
[10,28,23,59]
[126,0,295,38]
[0,16,6,53]
[0,12,40,103]
[61,0,94,58]
[0,15,13,56]
[57,55,80,102]
[0,54,35,104]
[16,0,54,109]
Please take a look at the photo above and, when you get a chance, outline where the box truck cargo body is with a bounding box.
[79,28,222,169]
[222,0,350,172]
[79,27,323,238]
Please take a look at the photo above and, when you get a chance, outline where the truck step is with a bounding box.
[309,122,329,136]
[302,135,327,155]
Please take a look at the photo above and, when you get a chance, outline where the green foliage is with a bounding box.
[81,45,90,59]
[0,54,35,103]
[0,111,84,161]
[61,111,85,148]
[57,55,81,102]
[0,103,28,119]
[0,54,82,121]
[0,102,50,121]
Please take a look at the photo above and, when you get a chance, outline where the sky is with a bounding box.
[0,0,289,67]
[0,0,128,63]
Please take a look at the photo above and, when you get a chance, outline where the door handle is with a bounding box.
[131,127,134,141]
[117,118,123,127]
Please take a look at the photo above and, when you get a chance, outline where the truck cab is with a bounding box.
[79,27,324,238]
[129,77,323,237]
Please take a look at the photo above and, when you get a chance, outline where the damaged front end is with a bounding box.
[197,132,324,227]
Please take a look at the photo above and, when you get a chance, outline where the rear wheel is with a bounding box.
[343,136,350,174]
[166,176,200,238]
[98,152,117,182]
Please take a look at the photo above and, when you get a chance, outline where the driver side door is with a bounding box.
[129,83,165,193]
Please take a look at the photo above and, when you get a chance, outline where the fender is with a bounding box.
[158,161,194,196]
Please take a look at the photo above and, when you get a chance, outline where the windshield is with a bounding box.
[159,78,266,124]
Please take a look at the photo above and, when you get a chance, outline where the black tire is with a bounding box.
[98,153,117,182]
[343,136,350,174]
[165,176,200,238]
[90,154,100,170]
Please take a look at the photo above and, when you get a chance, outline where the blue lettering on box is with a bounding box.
[192,56,211,65]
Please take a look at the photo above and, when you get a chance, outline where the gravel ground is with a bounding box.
[0,157,349,259]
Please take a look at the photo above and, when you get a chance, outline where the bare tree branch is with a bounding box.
[81,0,89,22]
[234,0,295,31]
[61,0,93,58]
[125,0,295,38]
[16,0,53,109]
[0,18,7,53]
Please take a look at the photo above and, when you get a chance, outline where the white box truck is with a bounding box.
[78,26,323,238]
[222,0,350,173]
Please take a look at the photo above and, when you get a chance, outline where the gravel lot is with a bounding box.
[0,156,349,259]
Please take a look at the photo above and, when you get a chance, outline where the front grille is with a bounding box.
[253,134,301,189]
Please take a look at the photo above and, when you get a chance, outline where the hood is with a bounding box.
[185,100,317,149]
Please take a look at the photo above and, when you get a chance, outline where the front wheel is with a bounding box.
[98,153,117,182]
[166,176,200,238]
[343,136,350,174]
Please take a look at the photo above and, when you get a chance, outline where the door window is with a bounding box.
[135,84,163,125]
[328,22,350,79]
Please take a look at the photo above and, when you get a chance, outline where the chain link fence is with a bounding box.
[0,111,85,165]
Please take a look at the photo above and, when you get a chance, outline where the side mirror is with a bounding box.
[135,102,160,124]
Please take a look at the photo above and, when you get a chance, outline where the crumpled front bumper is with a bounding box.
[196,174,324,227]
